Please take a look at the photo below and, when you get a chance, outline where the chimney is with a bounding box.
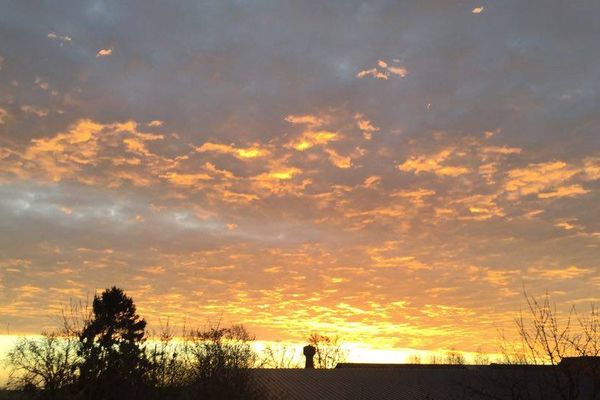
[303,345,316,369]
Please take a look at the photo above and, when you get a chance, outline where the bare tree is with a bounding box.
[408,353,422,364]
[473,348,491,365]
[428,354,441,365]
[261,343,302,369]
[445,349,466,365]
[511,292,600,399]
[6,331,78,396]
[466,292,600,400]
[307,333,348,369]
[146,320,188,389]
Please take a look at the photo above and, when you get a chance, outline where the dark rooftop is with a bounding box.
[252,362,598,400]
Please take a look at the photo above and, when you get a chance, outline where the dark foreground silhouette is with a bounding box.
[6,287,600,399]
[6,287,270,400]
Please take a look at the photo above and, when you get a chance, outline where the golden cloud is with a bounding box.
[357,59,408,80]
[287,130,340,151]
[161,172,213,186]
[325,148,352,169]
[504,161,584,199]
[284,114,326,127]
[96,48,113,57]
[398,149,469,177]
[354,113,379,140]
[196,142,269,159]
[537,184,589,199]
[528,265,593,280]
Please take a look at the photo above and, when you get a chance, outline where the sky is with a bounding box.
[0,0,599,362]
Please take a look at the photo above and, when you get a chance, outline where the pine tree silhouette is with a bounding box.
[78,286,149,399]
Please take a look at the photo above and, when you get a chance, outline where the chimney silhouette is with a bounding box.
[303,345,316,369]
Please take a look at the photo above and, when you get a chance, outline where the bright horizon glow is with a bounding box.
[0,334,503,387]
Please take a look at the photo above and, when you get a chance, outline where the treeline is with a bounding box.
[5,287,346,400]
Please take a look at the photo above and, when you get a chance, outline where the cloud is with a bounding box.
[362,176,381,188]
[161,172,212,187]
[391,188,436,206]
[366,242,430,270]
[0,108,8,124]
[481,146,521,155]
[34,76,49,90]
[537,184,589,199]
[398,149,469,177]
[354,113,379,140]
[285,114,326,127]
[20,105,49,117]
[356,68,388,80]
[286,130,340,151]
[386,66,408,77]
[254,167,301,182]
[196,142,269,159]
[96,48,113,57]
[357,59,408,80]
[0,119,167,184]
[503,161,585,199]
[583,158,600,180]
[528,265,593,280]
[47,32,72,45]
[325,148,352,169]
[454,194,505,220]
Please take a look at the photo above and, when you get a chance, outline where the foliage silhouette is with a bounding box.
[77,286,150,399]
[181,323,265,399]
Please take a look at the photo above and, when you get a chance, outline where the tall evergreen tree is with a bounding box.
[78,286,149,399]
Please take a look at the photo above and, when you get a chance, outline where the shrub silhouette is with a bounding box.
[182,323,264,400]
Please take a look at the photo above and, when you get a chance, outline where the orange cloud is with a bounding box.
[583,158,600,180]
[161,172,212,186]
[537,184,589,199]
[325,148,352,169]
[196,142,269,159]
[481,146,522,155]
[354,113,379,140]
[285,114,326,127]
[391,188,436,206]
[528,265,593,280]
[0,108,9,124]
[357,59,408,80]
[356,68,388,80]
[287,130,340,151]
[96,48,112,57]
[398,149,469,177]
[504,161,583,199]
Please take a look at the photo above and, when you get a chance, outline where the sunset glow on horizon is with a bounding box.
[0,0,599,371]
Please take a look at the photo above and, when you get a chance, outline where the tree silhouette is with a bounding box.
[6,331,78,397]
[77,286,149,399]
[307,333,347,369]
[183,323,264,399]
